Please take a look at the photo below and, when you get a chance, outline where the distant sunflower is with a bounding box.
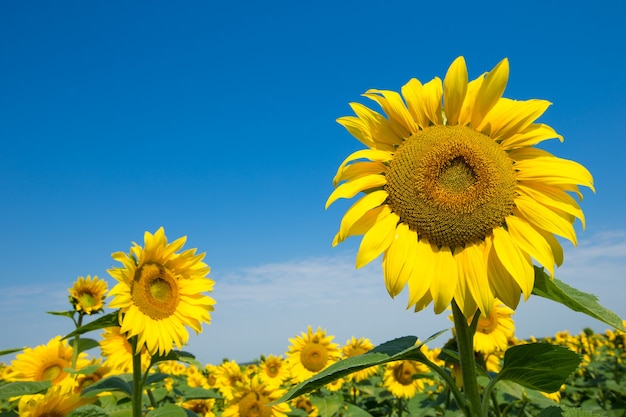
[382,360,429,399]
[108,227,216,355]
[18,382,94,417]
[470,300,515,354]
[341,337,378,382]
[286,326,341,383]
[258,355,290,389]
[222,376,290,417]
[215,360,247,401]
[8,336,89,385]
[100,326,150,374]
[182,398,216,417]
[327,56,594,317]
[68,275,108,314]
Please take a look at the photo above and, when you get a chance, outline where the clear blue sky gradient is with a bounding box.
[1,1,625,364]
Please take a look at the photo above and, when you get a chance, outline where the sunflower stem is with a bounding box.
[130,336,144,417]
[452,300,482,417]
[71,313,84,370]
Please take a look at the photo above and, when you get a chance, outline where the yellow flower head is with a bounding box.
[100,326,151,374]
[7,336,89,385]
[222,375,290,417]
[214,360,247,401]
[18,380,94,417]
[286,326,341,383]
[68,275,108,314]
[382,360,429,399]
[341,336,378,382]
[469,299,515,354]
[258,354,290,389]
[108,227,216,355]
[327,56,594,317]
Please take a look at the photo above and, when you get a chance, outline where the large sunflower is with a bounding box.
[326,56,594,317]
[108,227,216,355]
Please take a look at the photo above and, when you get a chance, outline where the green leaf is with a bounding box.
[145,372,169,386]
[497,343,581,392]
[81,376,132,397]
[68,405,110,417]
[146,404,187,417]
[177,387,221,400]
[77,338,101,353]
[273,331,447,403]
[65,364,102,376]
[339,403,374,417]
[148,350,197,369]
[532,267,625,331]
[47,310,76,318]
[538,407,563,417]
[561,407,604,417]
[0,381,51,400]
[63,312,120,340]
[310,392,343,417]
[0,347,24,357]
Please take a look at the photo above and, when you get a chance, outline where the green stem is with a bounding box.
[419,354,466,413]
[71,313,84,370]
[131,337,144,417]
[452,300,482,417]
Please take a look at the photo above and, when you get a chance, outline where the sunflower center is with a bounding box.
[385,125,517,248]
[393,361,417,386]
[131,263,180,320]
[477,313,498,334]
[40,363,64,382]
[238,392,272,417]
[266,363,280,378]
[78,292,97,308]
[300,342,329,372]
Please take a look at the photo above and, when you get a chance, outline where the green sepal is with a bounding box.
[62,312,120,340]
[273,330,447,404]
[532,267,625,331]
[496,343,580,392]
[0,381,51,400]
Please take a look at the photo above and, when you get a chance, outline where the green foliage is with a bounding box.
[0,381,51,400]
[62,312,120,340]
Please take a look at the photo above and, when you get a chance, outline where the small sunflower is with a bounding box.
[291,395,319,417]
[469,300,515,354]
[8,336,89,385]
[108,227,216,355]
[341,337,378,382]
[18,381,94,417]
[286,326,341,383]
[68,275,108,315]
[182,398,216,417]
[327,56,594,317]
[258,355,290,389]
[214,360,247,401]
[100,326,151,374]
[382,360,429,399]
[222,376,290,417]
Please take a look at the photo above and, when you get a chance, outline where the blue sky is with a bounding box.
[1,1,625,365]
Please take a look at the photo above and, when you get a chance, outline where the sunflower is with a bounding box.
[469,299,515,354]
[382,360,429,399]
[7,336,89,385]
[182,398,216,417]
[68,275,108,315]
[341,337,378,382]
[286,326,341,383]
[214,360,247,401]
[100,326,151,374]
[258,355,290,389]
[108,227,216,355]
[326,56,594,317]
[222,376,290,417]
[18,381,94,417]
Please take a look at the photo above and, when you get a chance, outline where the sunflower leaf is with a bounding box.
[0,381,51,400]
[81,376,132,398]
[67,404,110,417]
[0,347,24,357]
[62,312,120,340]
[495,343,580,393]
[532,267,625,331]
[145,404,188,417]
[272,330,447,404]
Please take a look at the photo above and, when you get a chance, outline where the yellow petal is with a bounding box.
[458,73,485,126]
[326,174,387,209]
[517,181,585,228]
[412,290,433,313]
[333,161,387,187]
[356,211,400,268]
[338,190,389,242]
[535,226,564,267]
[336,205,391,245]
[406,238,435,307]
[421,77,444,125]
[500,123,563,150]
[333,149,393,183]
[471,58,509,129]
[453,270,478,319]
[491,227,534,300]
[430,246,458,314]
[383,222,413,298]
[514,195,578,245]
[401,78,430,129]
[505,215,555,276]
[363,89,418,137]
[485,236,522,309]
[443,56,468,126]
[513,156,595,192]
[350,102,404,146]
[479,98,552,140]
[457,242,493,317]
